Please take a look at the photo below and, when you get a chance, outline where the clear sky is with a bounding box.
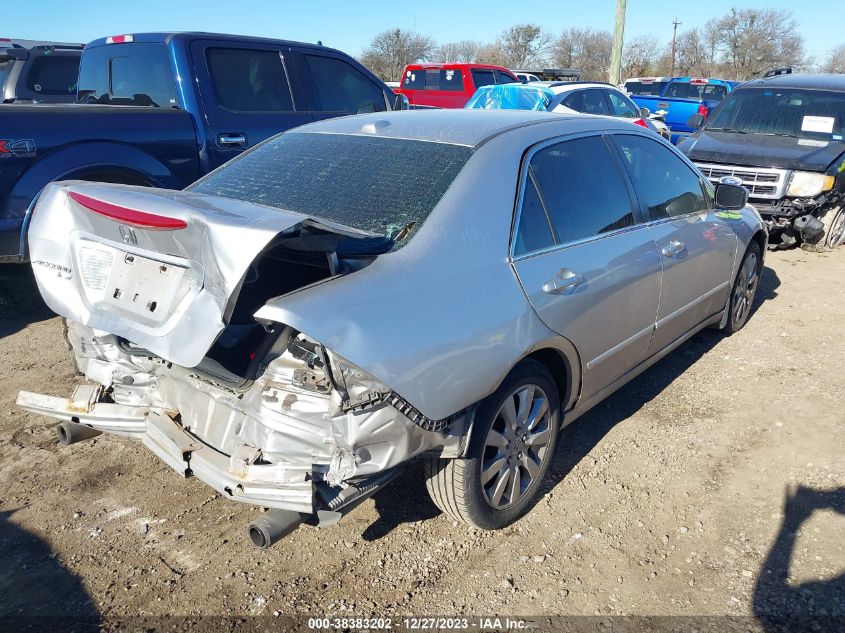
[7,0,841,63]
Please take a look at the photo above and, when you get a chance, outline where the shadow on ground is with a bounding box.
[364,265,781,538]
[0,265,53,339]
[0,509,99,631]
[752,486,845,632]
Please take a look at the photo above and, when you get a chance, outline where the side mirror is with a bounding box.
[392,93,410,111]
[639,107,651,118]
[687,113,704,129]
[714,182,748,210]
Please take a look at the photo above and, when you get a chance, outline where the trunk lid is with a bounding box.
[29,181,365,367]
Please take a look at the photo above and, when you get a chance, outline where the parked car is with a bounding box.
[0,32,403,262]
[18,110,765,548]
[679,73,845,250]
[395,63,519,108]
[465,82,671,140]
[626,77,738,144]
[514,71,540,83]
[1,40,82,103]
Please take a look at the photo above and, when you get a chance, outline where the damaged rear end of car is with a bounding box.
[17,179,469,544]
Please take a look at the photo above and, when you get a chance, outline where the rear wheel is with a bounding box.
[424,360,560,529]
[724,242,761,335]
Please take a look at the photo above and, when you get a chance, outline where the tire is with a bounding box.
[424,359,560,530]
[723,241,762,335]
[820,206,845,250]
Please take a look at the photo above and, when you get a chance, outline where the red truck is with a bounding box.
[395,63,518,108]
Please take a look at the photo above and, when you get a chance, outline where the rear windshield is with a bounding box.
[77,43,177,107]
[664,82,727,100]
[26,55,79,95]
[706,87,845,140]
[624,81,667,96]
[401,68,464,91]
[190,132,473,245]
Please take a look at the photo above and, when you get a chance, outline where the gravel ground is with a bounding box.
[0,248,843,630]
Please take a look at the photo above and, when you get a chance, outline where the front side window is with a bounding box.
[607,90,640,118]
[206,48,293,112]
[515,135,636,251]
[304,54,386,114]
[612,134,708,220]
[471,69,496,89]
[26,55,79,95]
[494,70,516,84]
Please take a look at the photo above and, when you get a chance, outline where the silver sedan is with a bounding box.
[19,110,766,548]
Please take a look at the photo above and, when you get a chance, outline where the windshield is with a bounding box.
[190,132,474,246]
[624,81,667,96]
[706,87,845,140]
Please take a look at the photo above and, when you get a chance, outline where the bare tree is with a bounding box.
[360,28,437,81]
[709,9,805,80]
[822,45,845,73]
[436,40,482,63]
[554,28,613,81]
[496,24,552,68]
[476,42,509,67]
[622,35,660,79]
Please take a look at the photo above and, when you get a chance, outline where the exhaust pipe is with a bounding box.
[57,421,102,446]
[248,509,302,549]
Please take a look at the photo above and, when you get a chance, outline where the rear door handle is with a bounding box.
[543,269,583,294]
[218,133,247,146]
[661,240,685,258]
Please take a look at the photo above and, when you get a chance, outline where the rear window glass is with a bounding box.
[402,69,425,90]
[206,48,293,112]
[190,132,473,246]
[401,68,463,91]
[26,55,79,95]
[664,82,727,100]
[304,54,386,114]
[624,81,667,96]
[78,43,177,107]
[0,58,14,90]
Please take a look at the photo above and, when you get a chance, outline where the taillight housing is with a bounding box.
[69,191,187,230]
[633,118,649,129]
[697,103,710,121]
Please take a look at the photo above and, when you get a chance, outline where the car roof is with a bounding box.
[404,62,514,72]
[738,73,845,91]
[84,32,337,54]
[534,81,617,95]
[288,109,628,148]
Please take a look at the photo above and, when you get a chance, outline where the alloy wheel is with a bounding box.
[480,384,552,510]
[732,251,759,325]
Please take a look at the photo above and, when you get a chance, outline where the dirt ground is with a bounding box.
[0,248,843,630]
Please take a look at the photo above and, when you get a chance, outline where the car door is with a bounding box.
[610,133,738,354]
[292,49,390,121]
[512,134,663,401]
[190,40,311,170]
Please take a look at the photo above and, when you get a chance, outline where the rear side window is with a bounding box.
[78,43,177,107]
[471,69,496,89]
[520,135,635,248]
[304,54,386,114]
[562,91,583,111]
[581,89,609,115]
[607,90,640,118]
[206,48,293,112]
[612,134,708,219]
[26,55,79,95]
[514,177,555,256]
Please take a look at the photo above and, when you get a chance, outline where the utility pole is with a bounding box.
[608,0,627,85]
[670,18,682,76]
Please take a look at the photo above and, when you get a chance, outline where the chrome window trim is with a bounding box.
[509,129,650,262]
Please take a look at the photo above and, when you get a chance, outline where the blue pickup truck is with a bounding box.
[0,32,403,262]
[624,77,739,144]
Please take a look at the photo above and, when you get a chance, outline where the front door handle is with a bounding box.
[218,133,247,146]
[543,269,583,294]
[661,240,685,258]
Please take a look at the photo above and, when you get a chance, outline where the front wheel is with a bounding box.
[424,360,560,530]
[723,242,761,335]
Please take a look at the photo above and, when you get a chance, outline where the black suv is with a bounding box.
[679,73,845,250]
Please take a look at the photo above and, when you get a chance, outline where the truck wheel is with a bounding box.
[820,206,845,249]
[424,360,560,530]
[724,242,761,335]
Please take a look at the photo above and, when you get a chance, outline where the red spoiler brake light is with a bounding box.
[106,35,134,44]
[69,191,187,230]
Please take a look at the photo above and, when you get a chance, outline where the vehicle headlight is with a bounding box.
[787,172,835,198]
